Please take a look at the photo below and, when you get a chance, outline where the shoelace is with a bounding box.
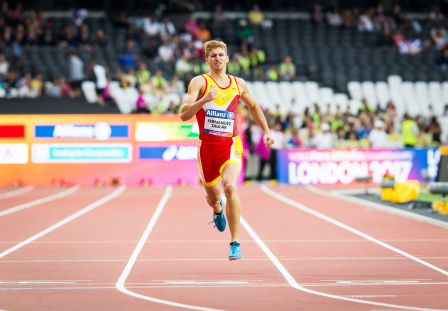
[208,214,219,228]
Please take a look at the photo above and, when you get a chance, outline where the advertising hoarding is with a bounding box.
[277,148,440,185]
[0,114,244,187]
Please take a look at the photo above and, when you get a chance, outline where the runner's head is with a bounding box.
[204,40,228,72]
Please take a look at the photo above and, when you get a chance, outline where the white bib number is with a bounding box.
[204,109,234,137]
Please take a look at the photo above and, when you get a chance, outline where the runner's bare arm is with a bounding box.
[180,77,217,121]
[237,78,275,147]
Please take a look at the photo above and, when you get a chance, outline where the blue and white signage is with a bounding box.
[139,145,197,161]
[32,143,132,163]
[34,122,128,140]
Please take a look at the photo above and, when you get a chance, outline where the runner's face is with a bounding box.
[206,48,228,71]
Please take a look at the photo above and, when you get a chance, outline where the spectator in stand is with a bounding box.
[248,4,264,26]
[279,56,296,81]
[341,8,357,29]
[175,52,193,78]
[126,23,140,41]
[358,7,374,32]
[235,19,253,45]
[128,11,143,31]
[136,63,150,86]
[119,39,136,68]
[255,132,270,181]
[377,28,394,50]
[3,73,17,97]
[31,73,43,97]
[249,46,266,68]
[392,4,402,25]
[78,25,91,50]
[313,123,334,148]
[143,13,159,37]
[288,98,301,116]
[158,40,174,62]
[253,65,265,81]
[416,124,430,147]
[60,77,75,97]
[0,54,8,77]
[357,120,372,139]
[42,28,55,46]
[368,119,387,147]
[326,7,342,27]
[400,13,421,33]
[431,28,447,51]
[17,72,32,97]
[93,29,107,47]
[135,88,150,113]
[401,113,418,147]
[196,22,211,42]
[160,16,176,36]
[429,117,442,146]
[312,4,324,24]
[376,2,385,19]
[90,59,108,106]
[143,39,158,60]
[238,49,251,75]
[269,123,285,180]
[152,69,167,91]
[429,7,444,27]
[227,54,240,75]
[48,77,62,97]
[213,4,225,26]
[184,15,199,36]
[346,131,359,148]
[125,69,137,87]
[115,11,128,29]
[179,27,193,44]
[68,51,84,95]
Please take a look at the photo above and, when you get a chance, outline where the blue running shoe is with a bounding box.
[229,242,242,260]
[209,199,226,232]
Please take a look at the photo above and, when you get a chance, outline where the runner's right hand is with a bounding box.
[204,84,218,102]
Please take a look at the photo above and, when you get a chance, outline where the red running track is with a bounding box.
[0,184,447,310]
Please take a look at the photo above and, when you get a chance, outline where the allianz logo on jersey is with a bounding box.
[205,109,234,120]
[35,122,128,141]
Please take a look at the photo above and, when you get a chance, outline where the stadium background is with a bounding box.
[0,0,446,186]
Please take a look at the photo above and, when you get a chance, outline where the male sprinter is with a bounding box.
[180,40,274,260]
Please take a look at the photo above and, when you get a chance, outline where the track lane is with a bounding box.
[250,185,448,310]
[0,188,115,243]
[0,186,33,199]
[0,188,74,212]
[0,187,171,311]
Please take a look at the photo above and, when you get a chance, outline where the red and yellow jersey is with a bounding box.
[196,74,240,142]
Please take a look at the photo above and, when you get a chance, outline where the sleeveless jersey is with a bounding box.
[196,74,240,142]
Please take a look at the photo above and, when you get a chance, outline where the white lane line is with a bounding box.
[2,238,448,243]
[3,257,448,263]
[238,186,448,311]
[0,186,33,199]
[0,186,80,217]
[0,186,126,259]
[261,185,448,277]
[309,186,448,230]
[116,186,224,311]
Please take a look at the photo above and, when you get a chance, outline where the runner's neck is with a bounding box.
[207,70,230,88]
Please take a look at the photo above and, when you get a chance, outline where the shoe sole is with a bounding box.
[229,257,241,261]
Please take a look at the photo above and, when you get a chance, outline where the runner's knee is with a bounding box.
[224,183,237,198]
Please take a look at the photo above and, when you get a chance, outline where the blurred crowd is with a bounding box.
[313,2,448,57]
[242,98,445,179]
[243,97,443,156]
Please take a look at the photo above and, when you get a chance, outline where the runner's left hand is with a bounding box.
[264,133,275,147]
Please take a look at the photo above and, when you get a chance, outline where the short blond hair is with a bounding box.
[204,40,227,57]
